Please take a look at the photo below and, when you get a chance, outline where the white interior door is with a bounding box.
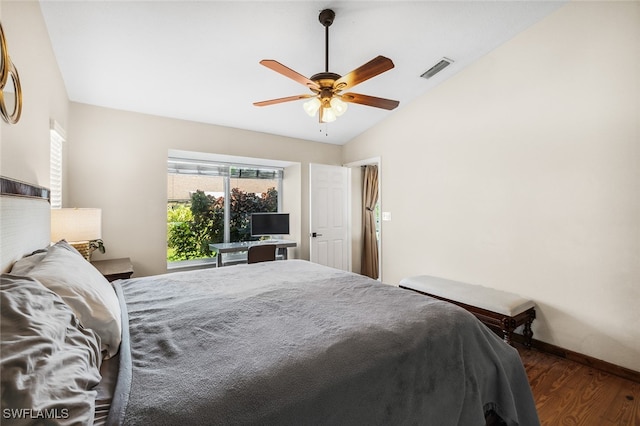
[309,163,350,271]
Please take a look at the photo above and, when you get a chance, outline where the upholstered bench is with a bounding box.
[399,275,536,348]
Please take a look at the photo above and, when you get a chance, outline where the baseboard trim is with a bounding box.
[511,334,640,383]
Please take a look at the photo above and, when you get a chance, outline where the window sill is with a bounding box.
[167,257,217,271]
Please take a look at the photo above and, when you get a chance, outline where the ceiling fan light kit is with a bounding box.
[254,9,399,124]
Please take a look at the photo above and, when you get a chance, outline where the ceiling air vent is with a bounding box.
[420,57,453,79]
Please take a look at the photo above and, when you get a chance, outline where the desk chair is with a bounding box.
[247,244,277,264]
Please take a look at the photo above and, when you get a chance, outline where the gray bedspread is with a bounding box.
[108,260,539,426]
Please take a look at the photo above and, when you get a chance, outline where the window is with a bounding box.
[167,156,283,265]
[49,120,65,209]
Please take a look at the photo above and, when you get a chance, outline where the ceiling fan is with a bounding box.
[253,9,399,123]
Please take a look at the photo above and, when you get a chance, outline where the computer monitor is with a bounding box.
[250,213,290,237]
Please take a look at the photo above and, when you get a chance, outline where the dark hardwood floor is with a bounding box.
[517,346,640,425]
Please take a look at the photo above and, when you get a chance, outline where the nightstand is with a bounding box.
[91,257,134,282]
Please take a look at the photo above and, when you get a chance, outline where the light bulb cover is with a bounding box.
[330,97,348,116]
[321,107,337,123]
[303,97,321,117]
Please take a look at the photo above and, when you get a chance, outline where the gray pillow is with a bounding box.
[26,244,123,359]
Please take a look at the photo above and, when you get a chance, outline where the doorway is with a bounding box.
[345,158,381,280]
[309,163,350,271]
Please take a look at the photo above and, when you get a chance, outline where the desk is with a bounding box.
[209,239,297,267]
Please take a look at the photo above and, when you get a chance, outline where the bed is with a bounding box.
[0,176,540,425]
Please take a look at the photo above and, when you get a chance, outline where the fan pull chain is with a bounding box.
[318,125,329,137]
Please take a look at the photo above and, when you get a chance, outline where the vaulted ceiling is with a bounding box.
[40,1,566,145]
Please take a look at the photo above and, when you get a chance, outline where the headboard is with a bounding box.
[0,176,51,273]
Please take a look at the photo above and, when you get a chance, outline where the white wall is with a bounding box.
[0,0,68,191]
[67,102,341,277]
[343,1,640,372]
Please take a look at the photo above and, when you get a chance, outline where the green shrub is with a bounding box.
[167,188,278,262]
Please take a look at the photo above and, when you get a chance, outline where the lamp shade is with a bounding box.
[51,208,102,242]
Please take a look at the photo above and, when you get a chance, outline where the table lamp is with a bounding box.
[51,208,102,260]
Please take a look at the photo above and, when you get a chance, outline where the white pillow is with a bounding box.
[9,240,84,275]
[9,251,47,275]
[26,244,122,359]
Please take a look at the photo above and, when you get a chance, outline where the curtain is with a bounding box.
[361,165,379,279]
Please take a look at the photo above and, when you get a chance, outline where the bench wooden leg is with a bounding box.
[522,309,535,349]
[501,317,515,346]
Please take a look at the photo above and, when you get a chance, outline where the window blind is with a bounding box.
[168,158,283,179]
[50,120,66,209]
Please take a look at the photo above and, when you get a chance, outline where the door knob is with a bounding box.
[311,232,323,238]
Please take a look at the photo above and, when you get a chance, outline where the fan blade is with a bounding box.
[253,94,313,107]
[341,92,399,110]
[333,56,395,91]
[259,60,319,90]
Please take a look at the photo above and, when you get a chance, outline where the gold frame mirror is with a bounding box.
[0,22,22,125]
[0,23,8,89]
[0,61,22,124]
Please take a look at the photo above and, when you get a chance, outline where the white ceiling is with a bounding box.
[39,1,566,145]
